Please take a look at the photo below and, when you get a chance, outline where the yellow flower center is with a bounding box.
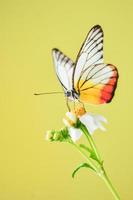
[74,106,86,117]
[65,115,76,126]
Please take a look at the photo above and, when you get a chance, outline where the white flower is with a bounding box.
[80,113,107,135]
[63,108,107,142]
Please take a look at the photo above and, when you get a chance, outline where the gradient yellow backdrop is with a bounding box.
[0,0,133,199]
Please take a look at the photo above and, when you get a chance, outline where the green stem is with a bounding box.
[72,141,120,199]
[80,123,102,163]
[101,168,120,200]
[78,123,120,200]
[71,142,98,172]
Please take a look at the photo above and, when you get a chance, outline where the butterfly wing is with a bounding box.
[73,25,118,104]
[52,48,75,93]
[78,63,118,104]
[73,25,104,89]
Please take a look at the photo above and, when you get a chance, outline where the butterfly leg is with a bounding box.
[66,97,71,111]
[73,101,76,111]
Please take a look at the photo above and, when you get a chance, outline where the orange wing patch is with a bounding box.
[100,69,118,104]
[75,64,118,105]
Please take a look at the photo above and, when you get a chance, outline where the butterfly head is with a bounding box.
[66,90,79,100]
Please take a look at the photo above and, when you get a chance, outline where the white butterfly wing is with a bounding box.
[72,25,118,104]
[73,25,104,88]
[52,48,75,93]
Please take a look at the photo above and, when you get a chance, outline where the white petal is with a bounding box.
[94,120,106,131]
[79,113,107,134]
[94,115,108,123]
[93,114,107,131]
[68,127,82,142]
[80,113,96,134]
[66,112,77,123]
[63,118,71,127]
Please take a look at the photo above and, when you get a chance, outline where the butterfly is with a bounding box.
[52,25,118,109]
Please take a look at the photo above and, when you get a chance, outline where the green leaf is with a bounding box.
[79,144,102,164]
[72,163,96,178]
[79,144,92,153]
[90,151,100,163]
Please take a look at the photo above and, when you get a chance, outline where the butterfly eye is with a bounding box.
[66,91,72,97]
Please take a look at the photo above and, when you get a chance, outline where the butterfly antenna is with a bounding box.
[34,92,63,95]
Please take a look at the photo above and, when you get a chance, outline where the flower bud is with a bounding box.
[45,130,53,141]
[53,132,61,141]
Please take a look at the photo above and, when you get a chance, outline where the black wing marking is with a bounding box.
[52,48,75,93]
[73,25,104,91]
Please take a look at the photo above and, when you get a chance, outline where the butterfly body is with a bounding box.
[52,25,118,107]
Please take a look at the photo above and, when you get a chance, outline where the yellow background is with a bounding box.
[0,0,133,199]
